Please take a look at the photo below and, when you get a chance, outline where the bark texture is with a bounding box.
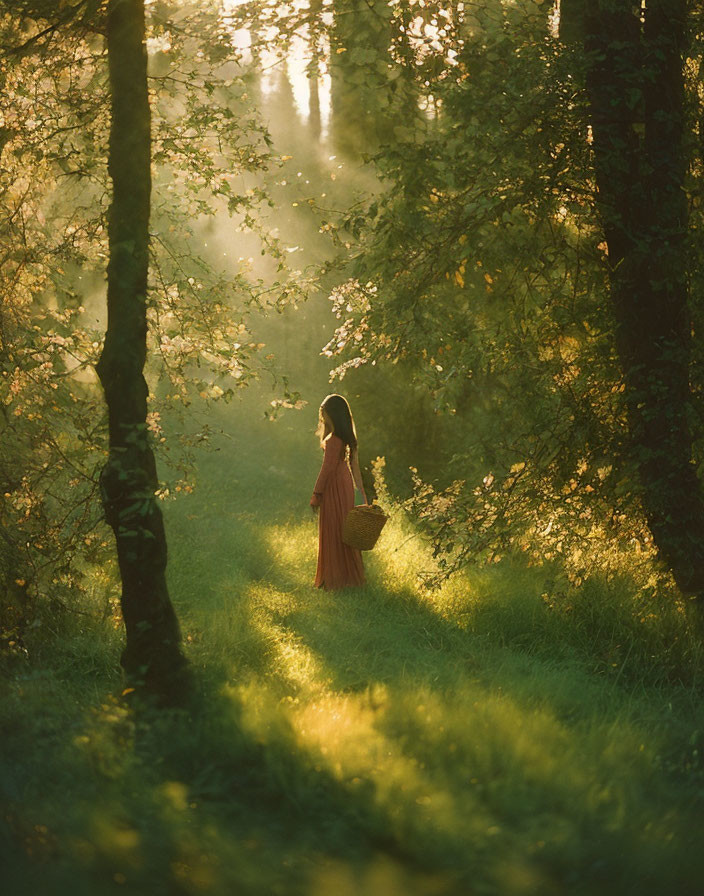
[581,0,704,602]
[97,0,189,698]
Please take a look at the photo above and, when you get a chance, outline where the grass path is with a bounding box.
[163,397,704,895]
[3,393,704,896]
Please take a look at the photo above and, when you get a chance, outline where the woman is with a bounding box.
[310,394,367,590]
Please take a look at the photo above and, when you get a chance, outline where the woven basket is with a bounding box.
[343,503,388,551]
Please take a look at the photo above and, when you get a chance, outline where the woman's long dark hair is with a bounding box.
[317,394,358,457]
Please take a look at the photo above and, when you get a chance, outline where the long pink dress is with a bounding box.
[309,434,365,590]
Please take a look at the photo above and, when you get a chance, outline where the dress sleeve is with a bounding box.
[310,437,339,507]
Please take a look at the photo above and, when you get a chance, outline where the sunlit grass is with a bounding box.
[163,410,703,890]
[3,393,704,895]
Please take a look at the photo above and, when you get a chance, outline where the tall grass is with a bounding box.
[2,392,703,895]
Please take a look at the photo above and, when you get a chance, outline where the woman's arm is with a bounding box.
[350,448,368,504]
[310,437,339,507]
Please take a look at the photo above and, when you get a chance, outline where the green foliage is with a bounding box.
[310,0,704,591]
[0,6,110,620]
[0,0,311,631]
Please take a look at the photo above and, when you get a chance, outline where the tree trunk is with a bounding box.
[582,0,704,604]
[307,0,323,140]
[96,0,189,700]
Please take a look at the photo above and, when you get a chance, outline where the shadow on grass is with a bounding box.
[5,513,703,895]
[2,657,465,896]
[158,510,704,896]
[109,402,704,896]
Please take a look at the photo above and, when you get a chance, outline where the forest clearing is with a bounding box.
[2,1,704,894]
